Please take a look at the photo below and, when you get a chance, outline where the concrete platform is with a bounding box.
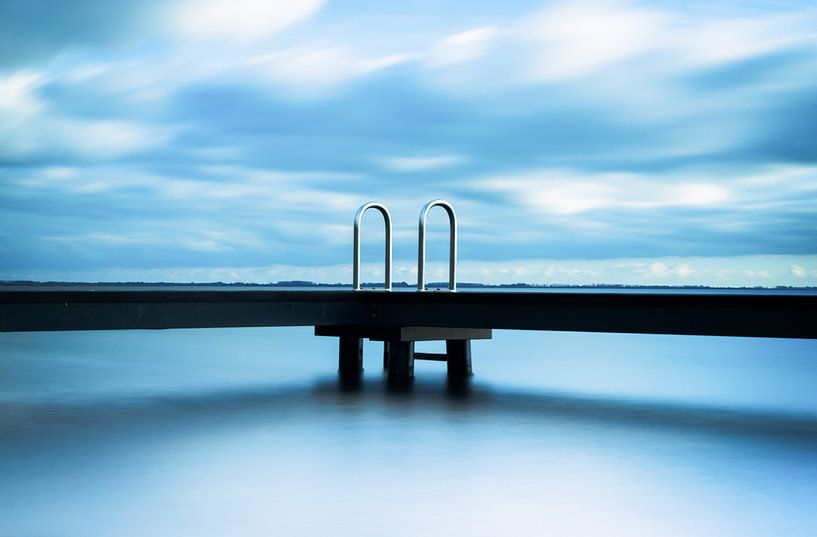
[1,288,815,339]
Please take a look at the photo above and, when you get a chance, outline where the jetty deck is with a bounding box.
[1,288,814,339]
[3,288,814,383]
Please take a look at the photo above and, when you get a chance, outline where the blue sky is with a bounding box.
[1,0,816,285]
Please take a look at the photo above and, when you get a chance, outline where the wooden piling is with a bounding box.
[338,336,363,381]
[445,339,472,380]
[386,340,414,384]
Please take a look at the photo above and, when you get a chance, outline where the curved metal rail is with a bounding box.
[353,202,392,291]
[417,199,457,292]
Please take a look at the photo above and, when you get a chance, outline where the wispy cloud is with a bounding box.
[428,26,497,67]
[0,71,172,160]
[5,256,816,288]
[473,170,732,215]
[1,0,816,284]
[472,164,817,214]
[167,0,324,43]
[523,2,666,80]
[379,154,466,172]
[245,46,411,95]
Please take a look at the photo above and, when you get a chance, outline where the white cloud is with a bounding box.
[670,14,815,68]
[245,45,410,94]
[524,2,665,80]
[676,263,693,278]
[791,265,807,278]
[64,120,169,159]
[11,256,815,287]
[170,0,324,43]
[474,170,731,215]
[517,1,817,83]
[0,71,45,117]
[62,63,113,84]
[647,261,668,277]
[637,261,693,279]
[11,164,363,220]
[0,70,171,160]
[470,164,817,224]
[3,1,817,287]
[448,256,816,286]
[11,117,169,160]
[380,154,465,172]
[429,26,497,66]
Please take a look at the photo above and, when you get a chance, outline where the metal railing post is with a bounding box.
[353,202,392,291]
[417,199,457,292]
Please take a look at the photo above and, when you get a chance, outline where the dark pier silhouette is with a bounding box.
[2,288,815,385]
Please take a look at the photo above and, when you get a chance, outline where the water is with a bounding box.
[2,324,817,536]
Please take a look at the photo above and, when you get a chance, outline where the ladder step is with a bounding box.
[414,352,448,362]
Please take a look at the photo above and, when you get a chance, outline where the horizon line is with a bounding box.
[2,280,816,290]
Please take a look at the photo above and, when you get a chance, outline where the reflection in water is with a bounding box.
[4,379,817,444]
[2,328,817,536]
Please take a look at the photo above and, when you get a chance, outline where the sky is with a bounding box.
[1,0,816,286]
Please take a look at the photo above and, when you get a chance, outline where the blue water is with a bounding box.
[2,324,817,536]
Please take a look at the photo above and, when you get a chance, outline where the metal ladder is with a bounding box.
[417,199,457,292]
[320,199,482,385]
[352,202,392,291]
[353,199,458,291]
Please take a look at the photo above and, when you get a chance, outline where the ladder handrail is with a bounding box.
[353,202,392,291]
[417,199,457,292]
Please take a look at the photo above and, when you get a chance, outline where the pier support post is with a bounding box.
[317,326,488,385]
[338,336,363,381]
[446,339,472,380]
[386,340,414,384]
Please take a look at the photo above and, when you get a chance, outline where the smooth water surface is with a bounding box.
[2,326,816,536]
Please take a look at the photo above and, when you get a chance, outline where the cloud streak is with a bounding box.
[1,0,816,285]
[168,0,324,43]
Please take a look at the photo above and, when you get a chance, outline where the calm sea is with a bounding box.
[1,288,816,536]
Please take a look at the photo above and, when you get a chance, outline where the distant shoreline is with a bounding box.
[1,280,815,291]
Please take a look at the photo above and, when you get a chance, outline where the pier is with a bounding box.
[2,200,815,384]
[1,288,815,383]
